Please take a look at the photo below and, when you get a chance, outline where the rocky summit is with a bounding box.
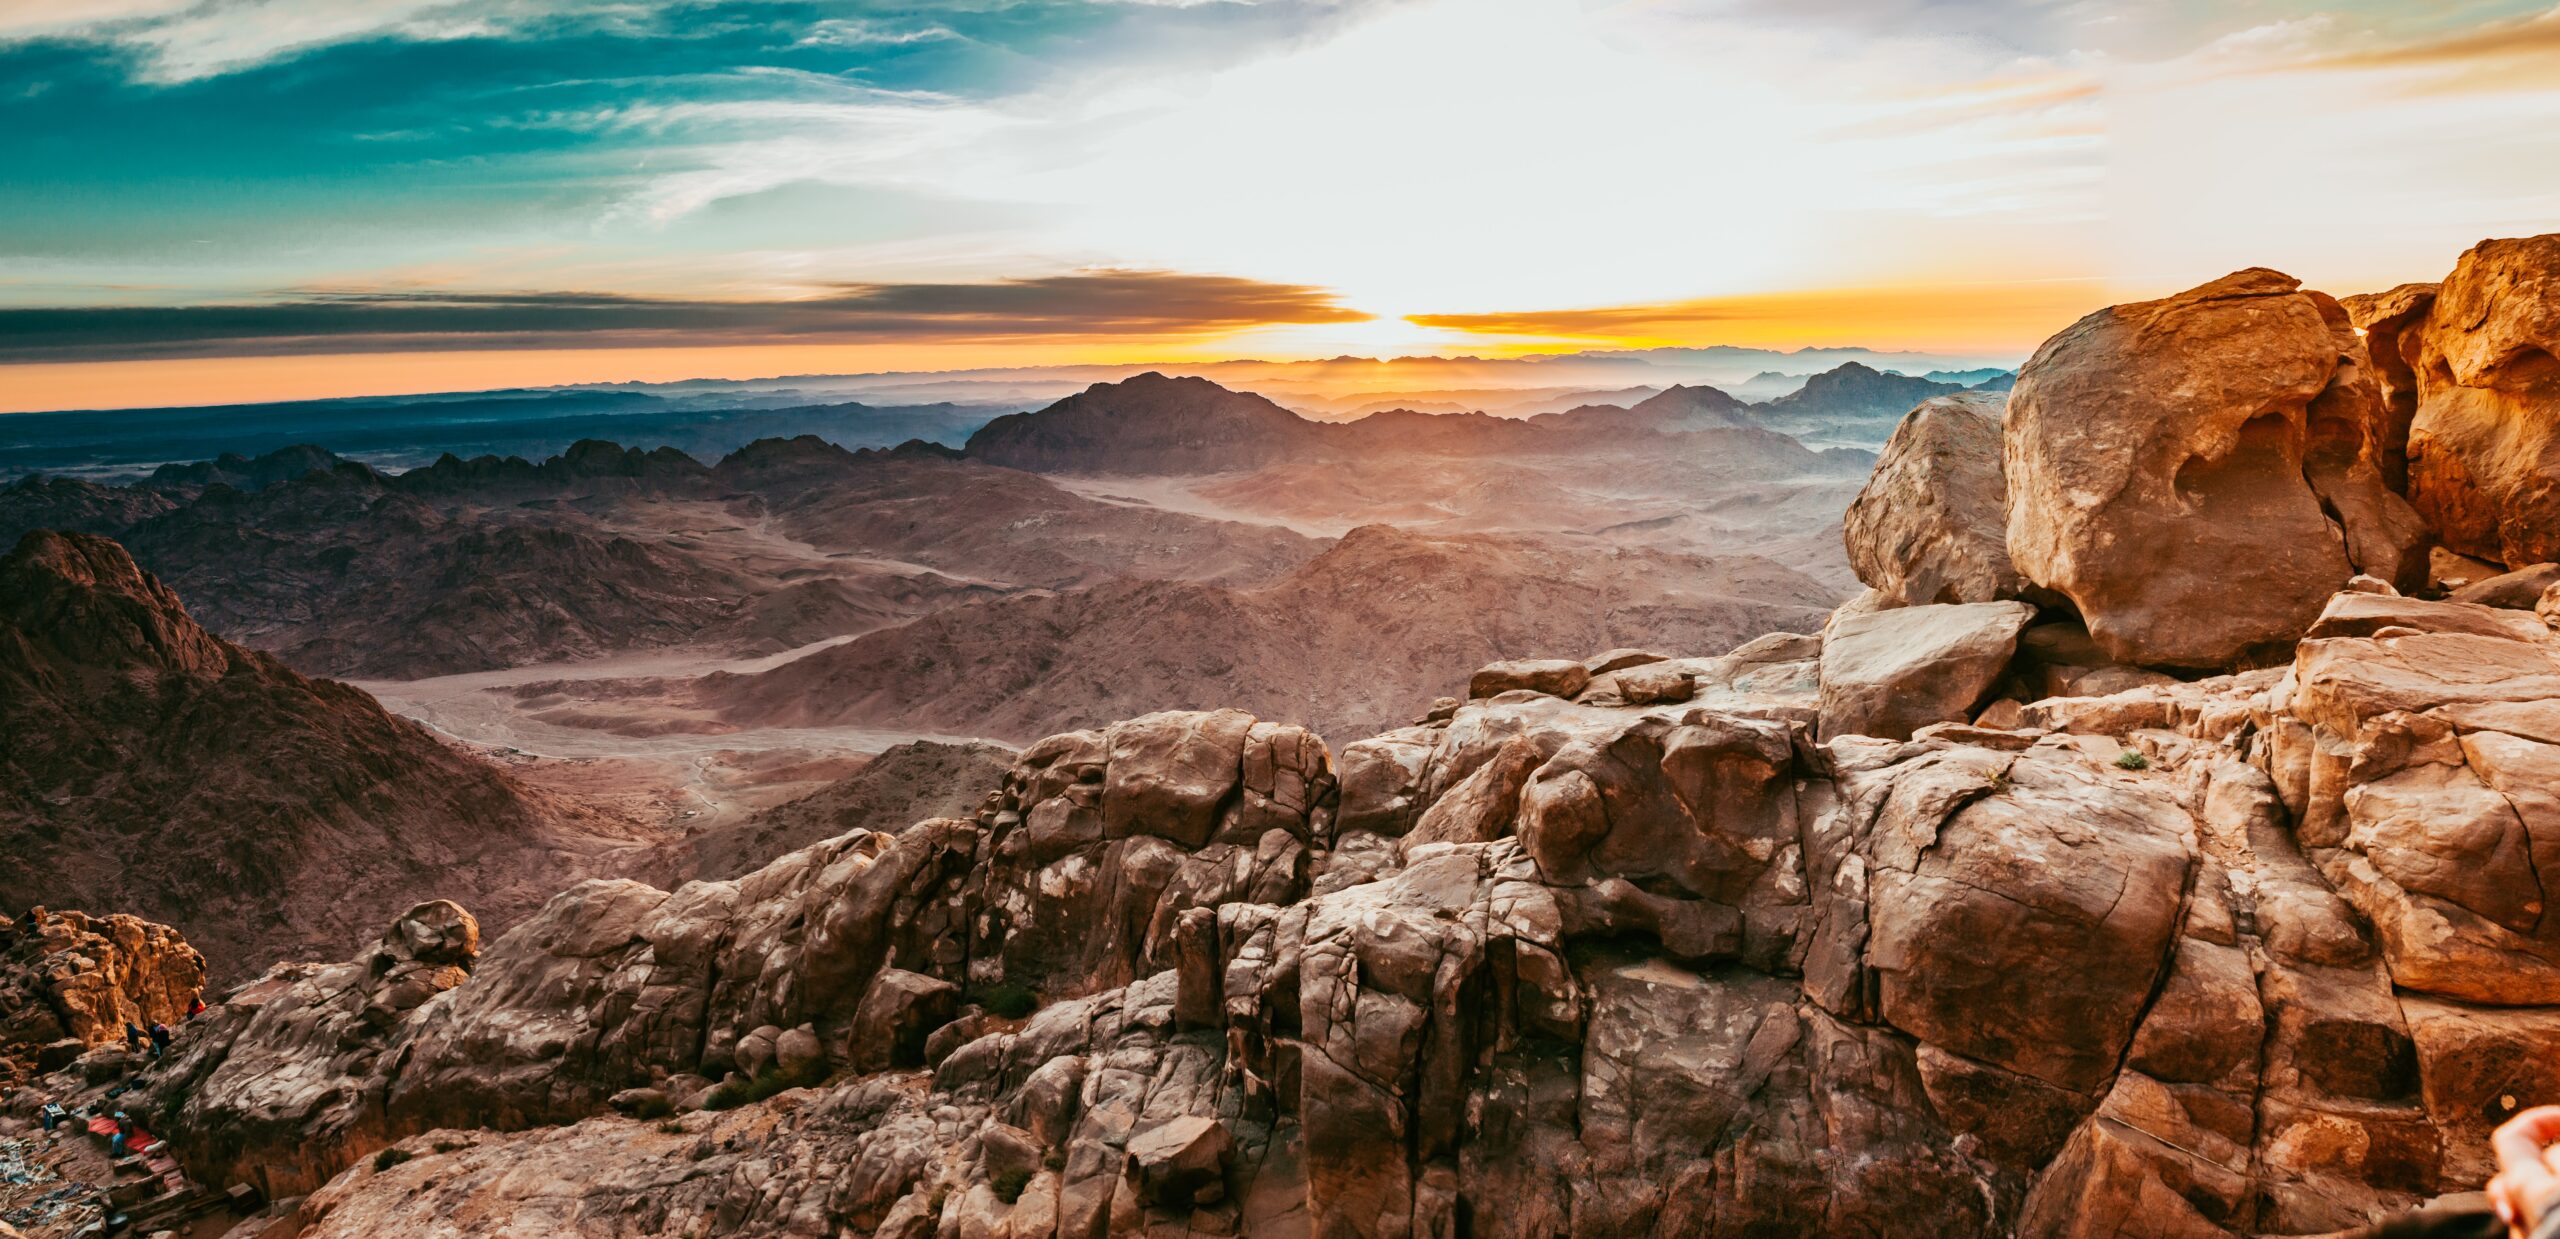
[13,236,2560,1239]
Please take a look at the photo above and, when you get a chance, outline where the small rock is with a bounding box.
[1585,648,1670,675]
[1468,659,1590,700]
[774,1024,823,1078]
[1975,698,2026,729]
[608,1087,670,1116]
[734,1026,781,1080]
[1612,663,1696,705]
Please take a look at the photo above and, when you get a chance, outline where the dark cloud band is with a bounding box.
[0,271,1373,362]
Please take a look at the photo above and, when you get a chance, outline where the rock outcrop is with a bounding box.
[1843,390,2023,606]
[0,908,204,1084]
[2006,269,2430,667]
[2399,235,2560,567]
[85,570,2560,1238]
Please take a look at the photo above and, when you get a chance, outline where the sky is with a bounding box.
[3,0,2559,411]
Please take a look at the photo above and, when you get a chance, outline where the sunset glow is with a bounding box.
[7,0,2560,410]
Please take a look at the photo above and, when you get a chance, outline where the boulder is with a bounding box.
[734,1025,780,1080]
[1865,751,2195,1093]
[1612,662,1696,705]
[2403,235,2560,567]
[2451,562,2560,609]
[1102,710,1255,849]
[1844,392,2023,606]
[2005,269,2429,667]
[980,1120,1045,1187]
[1818,601,2036,741]
[1124,1115,1232,1206]
[1468,659,1591,700]
[774,1023,824,1078]
[849,968,960,1073]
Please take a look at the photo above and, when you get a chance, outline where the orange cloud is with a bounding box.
[2302,8,2560,72]
[1404,279,2109,354]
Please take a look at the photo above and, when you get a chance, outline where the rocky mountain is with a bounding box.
[17,234,2560,1239]
[965,371,1785,476]
[0,530,653,976]
[730,436,1320,592]
[147,444,351,494]
[965,372,1321,474]
[1922,366,2013,386]
[1530,382,1753,434]
[34,436,1315,680]
[0,473,179,546]
[698,523,1840,742]
[1755,361,1970,443]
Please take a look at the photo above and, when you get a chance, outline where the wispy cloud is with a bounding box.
[2291,4,2560,72]
[0,270,1373,361]
[797,18,965,48]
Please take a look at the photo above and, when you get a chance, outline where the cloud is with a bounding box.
[797,18,965,48]
[0,270,1373,361]
[1405,279,2108,353]
[2294,5,2560,72]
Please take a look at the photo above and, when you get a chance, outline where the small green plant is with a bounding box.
[1043,1147,1065,1172]
[630,1093,676,1120]
[373,1147,414,1172]
[972,981,1039,1020]
[2115,750,2150,771]
[658,1120,687,1135]
[702,1059,829,1111]
[431,1140,465,1154]
[993,1168,1033,1204]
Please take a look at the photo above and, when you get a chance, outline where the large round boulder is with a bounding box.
[1843,392,2024,606]
[2005,268,2428,667]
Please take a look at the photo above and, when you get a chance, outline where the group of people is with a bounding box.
[120,1021,173,1060]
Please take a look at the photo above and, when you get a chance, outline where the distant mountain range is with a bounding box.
[3,347,2016,482]
[0,389,1007,480]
